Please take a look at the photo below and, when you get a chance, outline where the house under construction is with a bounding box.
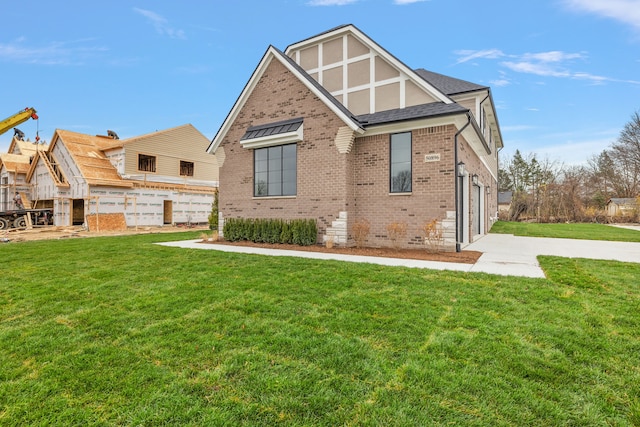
[1,124,218,229]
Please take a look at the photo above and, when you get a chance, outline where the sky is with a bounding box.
[2,0,640,166]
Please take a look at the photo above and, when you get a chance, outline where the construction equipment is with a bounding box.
[0,208,53,230]
[0,107,38,137]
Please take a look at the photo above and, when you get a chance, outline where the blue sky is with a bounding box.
[2,0,639,165]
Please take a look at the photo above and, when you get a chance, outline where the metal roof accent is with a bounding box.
[241,117,303,141]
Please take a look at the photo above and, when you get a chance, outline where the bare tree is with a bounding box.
[609,111,640,197]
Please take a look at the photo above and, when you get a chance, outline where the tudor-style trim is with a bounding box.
[285,24,452,106]
[207,46,363,155]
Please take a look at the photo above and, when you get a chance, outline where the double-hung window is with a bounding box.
[390,132,412,193]
[254,144,297,197]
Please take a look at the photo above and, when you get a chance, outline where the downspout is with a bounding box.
[454,113,472,252]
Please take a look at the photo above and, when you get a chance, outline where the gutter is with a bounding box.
[454,113,472,253]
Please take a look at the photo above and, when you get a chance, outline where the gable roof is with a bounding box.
[284,24,453,105]
[206,46,364,154]
[47,129,132,187]
[209,24,501,157]
[7,137,49,156]
[0,153,32,174]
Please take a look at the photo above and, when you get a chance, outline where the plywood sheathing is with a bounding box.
[51,130,130,187]
[0,153,32,174]
[86,213,127,232]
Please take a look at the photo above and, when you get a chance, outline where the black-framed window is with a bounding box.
[138,154,156,172]
[254,144,297,197]
[390,132,412,193]
[180,160,194,176]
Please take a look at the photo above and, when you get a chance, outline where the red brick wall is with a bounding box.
[218,58,350,240]
[218,57,498,249]
[352,125,457,248]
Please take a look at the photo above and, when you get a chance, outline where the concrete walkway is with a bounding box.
[157,234,640,279]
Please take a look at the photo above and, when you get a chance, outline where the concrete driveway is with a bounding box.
[466,234,640,278]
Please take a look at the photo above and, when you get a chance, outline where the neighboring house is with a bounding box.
[27,124,218,227]
[606,198,638,218]
[498,191,513,213]
[0,139,49,211]
[207,24,503,250]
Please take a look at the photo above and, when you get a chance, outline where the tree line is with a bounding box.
[499,111,640,223]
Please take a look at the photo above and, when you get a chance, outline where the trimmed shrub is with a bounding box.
[280,221,292,244]
[222,217,317,246]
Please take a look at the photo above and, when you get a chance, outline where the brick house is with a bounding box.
[207,25,503,251]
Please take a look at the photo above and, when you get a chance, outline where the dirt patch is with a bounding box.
[0,225,209,243]
[1,226,482,264]
[205,240,482,264]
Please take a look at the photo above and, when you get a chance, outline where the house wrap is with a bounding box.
[24,124,218,228]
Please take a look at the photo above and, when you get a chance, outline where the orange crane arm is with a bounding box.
[0,108,38,136]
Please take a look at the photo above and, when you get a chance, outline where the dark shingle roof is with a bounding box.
[498,191,513,204]
[241,117,303,141]
[414,69,487,96]
[608,198,637,205]
[356,102,468,127]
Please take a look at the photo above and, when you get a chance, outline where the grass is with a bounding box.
[1,231,639,425]
[491,220,640,242]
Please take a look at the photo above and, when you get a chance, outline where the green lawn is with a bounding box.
[491,220,640,242]
[1,232,639,425]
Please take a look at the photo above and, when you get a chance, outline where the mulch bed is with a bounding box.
[201,239,482,264]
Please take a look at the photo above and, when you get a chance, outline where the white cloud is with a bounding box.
[521,51,585,62]
[502,60,571,77]
[0,38,107,65]
[307,0,358,5]
[454,49,505,64]
[133,8,186,39]
[563,0,640,30]
[456,47,640,85]
[490,78,511,87]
